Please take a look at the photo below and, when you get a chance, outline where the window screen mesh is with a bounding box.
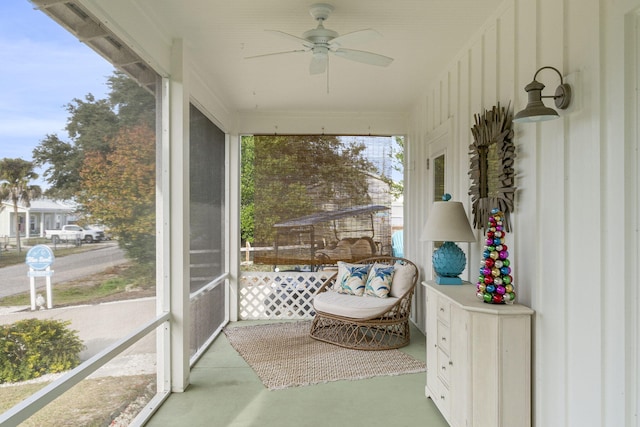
[243,135,402,270]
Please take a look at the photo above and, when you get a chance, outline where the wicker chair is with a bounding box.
[309,256,418,350]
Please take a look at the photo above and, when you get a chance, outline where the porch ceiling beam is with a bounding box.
[30,0,67,8]
[109,49,141,67]
[135,69,158,87]
[76,21,109,42]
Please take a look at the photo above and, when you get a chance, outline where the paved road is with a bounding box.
[0,243,128,298]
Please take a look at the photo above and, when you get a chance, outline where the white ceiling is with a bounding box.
[128,0,503,115]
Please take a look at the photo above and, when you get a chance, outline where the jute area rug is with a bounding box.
[223,321,426,390]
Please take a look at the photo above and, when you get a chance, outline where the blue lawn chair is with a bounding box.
[391,230,404,258]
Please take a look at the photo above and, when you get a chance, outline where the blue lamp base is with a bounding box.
[435,275,463,285]
[432,241,467,286]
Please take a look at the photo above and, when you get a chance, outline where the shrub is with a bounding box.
[0,318,84,383]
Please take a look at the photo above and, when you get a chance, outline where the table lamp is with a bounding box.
[420,194,476,285]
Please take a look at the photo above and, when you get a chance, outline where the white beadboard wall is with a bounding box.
[405,0,639,426]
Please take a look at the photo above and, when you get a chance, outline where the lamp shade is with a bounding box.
[513,80,559,123]
[420,201,476,243]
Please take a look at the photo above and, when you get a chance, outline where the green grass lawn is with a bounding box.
[0,241,92,269]
[0,263,155,308]
[0,374,156,426]
[0,274,128,307]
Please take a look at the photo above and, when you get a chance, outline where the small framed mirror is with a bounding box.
[468,103,516,231]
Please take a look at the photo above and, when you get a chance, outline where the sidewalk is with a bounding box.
[0,305,29,315]
[0,297,157,361]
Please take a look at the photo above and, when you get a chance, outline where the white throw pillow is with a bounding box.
[389,262,417,297]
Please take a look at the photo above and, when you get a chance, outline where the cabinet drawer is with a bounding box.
[437,320,450,354]
[437,347,451,385]
[437,296,451,325]
[436,378,451,421]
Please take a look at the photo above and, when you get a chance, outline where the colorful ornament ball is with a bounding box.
[476,208,516,305]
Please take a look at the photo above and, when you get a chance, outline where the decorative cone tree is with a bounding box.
[476,208,515,304]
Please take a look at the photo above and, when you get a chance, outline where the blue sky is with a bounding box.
[0,1,115,187]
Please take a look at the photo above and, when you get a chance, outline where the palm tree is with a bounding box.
[0,158,43,253]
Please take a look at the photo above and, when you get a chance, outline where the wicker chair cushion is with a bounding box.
[335,261,370,296]
[313,291,400,319]
[390,262,417,297]
[364,263,395,298]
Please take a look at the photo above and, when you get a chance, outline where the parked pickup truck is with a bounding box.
[45,225,105,244]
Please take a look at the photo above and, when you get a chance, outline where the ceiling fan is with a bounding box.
[246,3,393,75]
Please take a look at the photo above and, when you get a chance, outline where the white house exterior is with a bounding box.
[5,1,639,426]
[0,199,76,239]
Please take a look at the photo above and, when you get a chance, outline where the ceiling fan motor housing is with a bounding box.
[303,26,338,44]
[309,3,334,21]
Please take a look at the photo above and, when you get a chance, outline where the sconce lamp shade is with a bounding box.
[513,80,559,122]
[513,66,572,123]
[421,198,476,285]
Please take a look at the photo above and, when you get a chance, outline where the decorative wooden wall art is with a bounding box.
[468,103,516,231]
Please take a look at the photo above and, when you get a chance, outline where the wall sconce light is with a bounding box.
[513,66,572,123]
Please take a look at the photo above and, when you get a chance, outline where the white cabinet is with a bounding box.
[424,281,534,427]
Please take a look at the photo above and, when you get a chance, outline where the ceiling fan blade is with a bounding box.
[333,48,393,67]
[245,49,307,60]
[309,54,327,75]
[330,29,381,47]
[265,30,314,48]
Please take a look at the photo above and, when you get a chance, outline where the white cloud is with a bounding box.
[0,116,66,138]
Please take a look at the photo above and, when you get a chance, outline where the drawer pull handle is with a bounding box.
[441,366,446,371]
[449,361,453,366]
[440,395,446,400]
[441,337,446,342]
[440,307,445,312]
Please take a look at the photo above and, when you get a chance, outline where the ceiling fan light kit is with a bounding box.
[246,3,393,76]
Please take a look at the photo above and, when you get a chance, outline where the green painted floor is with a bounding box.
[146,321,448,427]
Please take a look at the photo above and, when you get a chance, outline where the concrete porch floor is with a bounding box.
[146,321,448,427]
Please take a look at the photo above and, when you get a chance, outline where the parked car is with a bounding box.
[45,225,105,243]
[89,224,113,240]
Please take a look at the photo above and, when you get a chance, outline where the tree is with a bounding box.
[79,125,155,264]
[389,136,404,198]
[31,134,81,201]
[251,135,376,244]
[240,136,255,244]
[476,209,515,304]
[0,158,42,252]
[107,71,156,128]
[32,71,156,265]
[33,71,154,200]
[33,94,118,200]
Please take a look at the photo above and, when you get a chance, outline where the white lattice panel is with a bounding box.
[239,271,333,320]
